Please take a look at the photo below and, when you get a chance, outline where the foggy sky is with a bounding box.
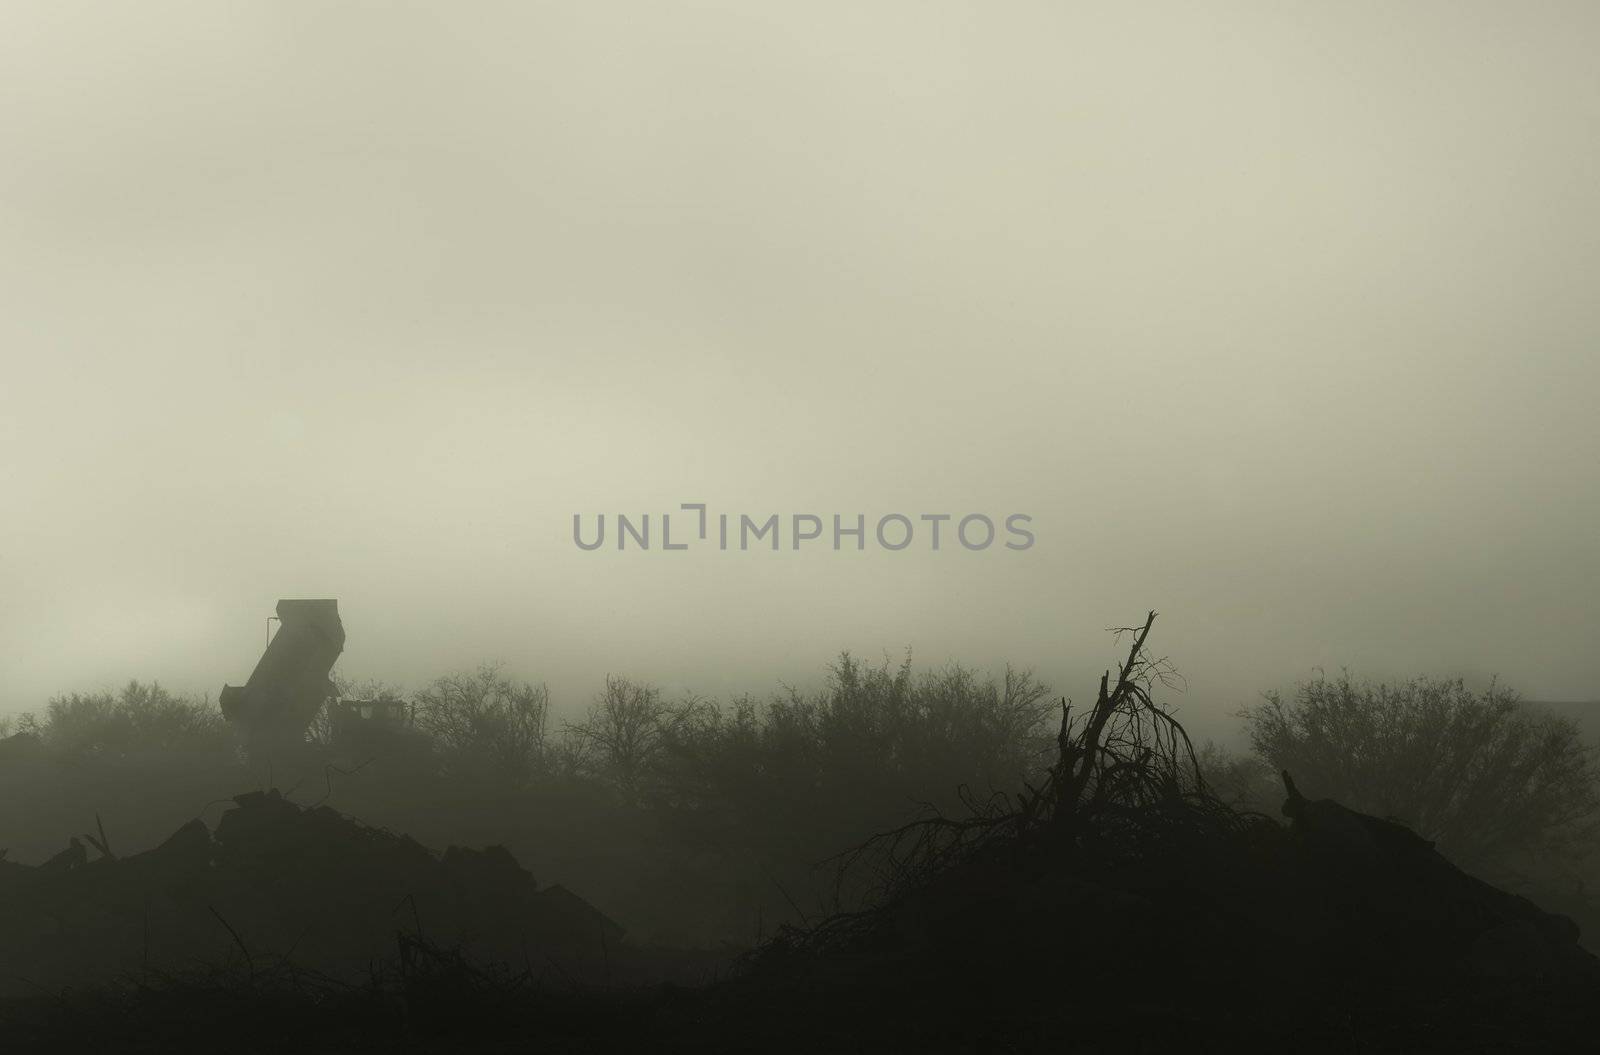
[3,2,1597,742]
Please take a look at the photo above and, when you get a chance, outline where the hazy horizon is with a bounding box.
[3,2,1598,740]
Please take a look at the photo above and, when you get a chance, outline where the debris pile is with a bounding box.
[726,613,1600,1052]
[0,788,621,997]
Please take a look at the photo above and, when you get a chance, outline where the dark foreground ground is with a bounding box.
[2,779,1598,1054]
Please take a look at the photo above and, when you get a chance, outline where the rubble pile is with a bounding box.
[6,781,1598,1053]
[0,789,622,997]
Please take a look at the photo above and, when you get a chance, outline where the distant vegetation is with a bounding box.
[1,680,230,758]
[0,655,1056,943]
[2,657,1596,947]
[1202,671,1600,937]
[1245,673,1598,869]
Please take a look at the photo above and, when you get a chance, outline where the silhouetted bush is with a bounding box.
[564,675,679,796]
[411,663,550,782]
[1239,671,1600,873]
[648,657,1052,817]
[818,653,1054,789]
[1194,740,1277,811]
[29,681,229,758]
[629,656,1054,915]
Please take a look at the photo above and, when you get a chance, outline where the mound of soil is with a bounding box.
[0,789,624,998]
[3,788,1597,1053]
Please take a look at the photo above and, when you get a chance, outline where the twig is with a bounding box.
[207,905,254,982]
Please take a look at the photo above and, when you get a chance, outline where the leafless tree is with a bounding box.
[412,663,550,782]
[564,675,677,791]
[1240,671,1600,873]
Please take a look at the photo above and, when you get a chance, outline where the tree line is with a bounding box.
[2,657,1595,942]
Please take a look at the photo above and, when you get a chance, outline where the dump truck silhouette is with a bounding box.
[221,599,418,757]
[220,599,346,753]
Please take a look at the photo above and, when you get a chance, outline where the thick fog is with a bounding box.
[2,2,1597,741]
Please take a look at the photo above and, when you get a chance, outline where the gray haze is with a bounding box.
[2,2,1597,741]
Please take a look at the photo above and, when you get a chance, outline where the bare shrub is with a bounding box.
[1195,741,1277,813]
[564,675,677,792]
[35,681,228,757]
[811,653,1054,797]
[1240,671,1600,872]
[412,664,549,782]
[639,655,1057,911]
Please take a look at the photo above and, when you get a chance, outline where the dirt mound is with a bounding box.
[726,789,1598,1052]
[0,789,621,997]
[7,791,1596,1053]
